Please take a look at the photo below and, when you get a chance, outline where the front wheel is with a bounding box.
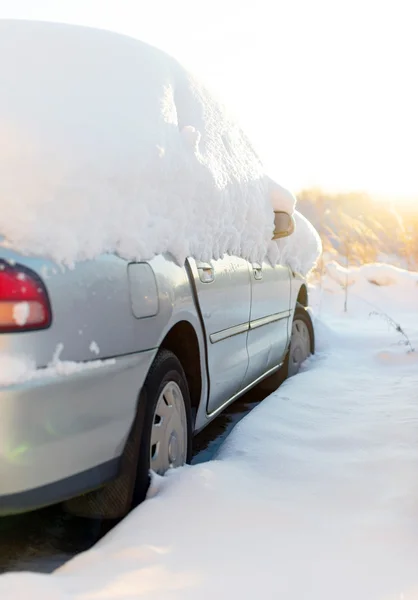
[260,304,314,393]
[286,305,314,377]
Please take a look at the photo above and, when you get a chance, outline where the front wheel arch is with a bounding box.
[296,284,309,308]
[259,302,314,393]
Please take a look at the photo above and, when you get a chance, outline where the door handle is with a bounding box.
[196,262,215,283]
[252,263,263,280]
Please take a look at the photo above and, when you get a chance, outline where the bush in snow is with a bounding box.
[369,311,415,354]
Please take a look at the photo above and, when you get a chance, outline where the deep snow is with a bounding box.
[1,262,418,599]
[0,20,321,274]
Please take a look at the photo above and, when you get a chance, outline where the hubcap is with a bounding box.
[168,433,178,463]
[150,381,187,474]
[288,319,311,377]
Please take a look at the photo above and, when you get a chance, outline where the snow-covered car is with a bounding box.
[0,20,317,518]
[0,213,314,518]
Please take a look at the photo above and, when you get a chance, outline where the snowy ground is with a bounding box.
[1,263,418,599]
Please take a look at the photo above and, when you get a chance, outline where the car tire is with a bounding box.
[286,304,315,378]
[63,350,192,520]
[132,349,193,507]
[260,303,314,393]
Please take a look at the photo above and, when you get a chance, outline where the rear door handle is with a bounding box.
[252,263,263,280]
[196,261,215,283]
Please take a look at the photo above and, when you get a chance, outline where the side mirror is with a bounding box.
[272,211,295,240]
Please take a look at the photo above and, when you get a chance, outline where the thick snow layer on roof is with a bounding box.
[0,20,319,274]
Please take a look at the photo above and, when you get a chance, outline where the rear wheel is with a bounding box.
[132,350,192,506]
[64,350,192,519]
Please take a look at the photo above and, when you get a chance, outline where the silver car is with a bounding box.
[0,211,314,518]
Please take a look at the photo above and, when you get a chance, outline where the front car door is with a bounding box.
[186,256,251,414]
[243,260,291,386]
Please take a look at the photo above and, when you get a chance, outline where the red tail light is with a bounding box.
[0,261,52,332]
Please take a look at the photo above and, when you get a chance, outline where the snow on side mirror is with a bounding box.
[272,211,295,240]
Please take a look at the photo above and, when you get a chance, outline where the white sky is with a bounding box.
[1,0,417,202]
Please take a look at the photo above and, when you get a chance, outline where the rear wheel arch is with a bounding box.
[159,320,203,423]
[260,302,314,393]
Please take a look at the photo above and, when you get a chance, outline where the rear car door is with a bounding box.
[186,256,251,414]
[243,260,291,386]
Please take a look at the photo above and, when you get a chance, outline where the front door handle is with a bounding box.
[196,261,215,283]
[252,263,263,280]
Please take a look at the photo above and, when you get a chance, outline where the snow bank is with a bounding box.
[0,20,320,274]
[318,262,418,322]
[326,261,418,288]
[1,268,417,598]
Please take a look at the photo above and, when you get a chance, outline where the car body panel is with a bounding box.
[0,244,310,514]
[0,351,156,509]
[187,256,251,414]
[244,261,291,386]
[0,248,143,365]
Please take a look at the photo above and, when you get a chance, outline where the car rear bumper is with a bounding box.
[0,350,156,515]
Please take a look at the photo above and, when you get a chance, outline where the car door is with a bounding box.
[243,260,292,387]
[186,256,251,414]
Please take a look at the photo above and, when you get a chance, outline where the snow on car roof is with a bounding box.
[0,19,320,273]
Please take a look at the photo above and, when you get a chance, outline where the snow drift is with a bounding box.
[326,261,418,288]
[0,20,320,274]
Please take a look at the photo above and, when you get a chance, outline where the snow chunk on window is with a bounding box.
[0,20,320,276]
